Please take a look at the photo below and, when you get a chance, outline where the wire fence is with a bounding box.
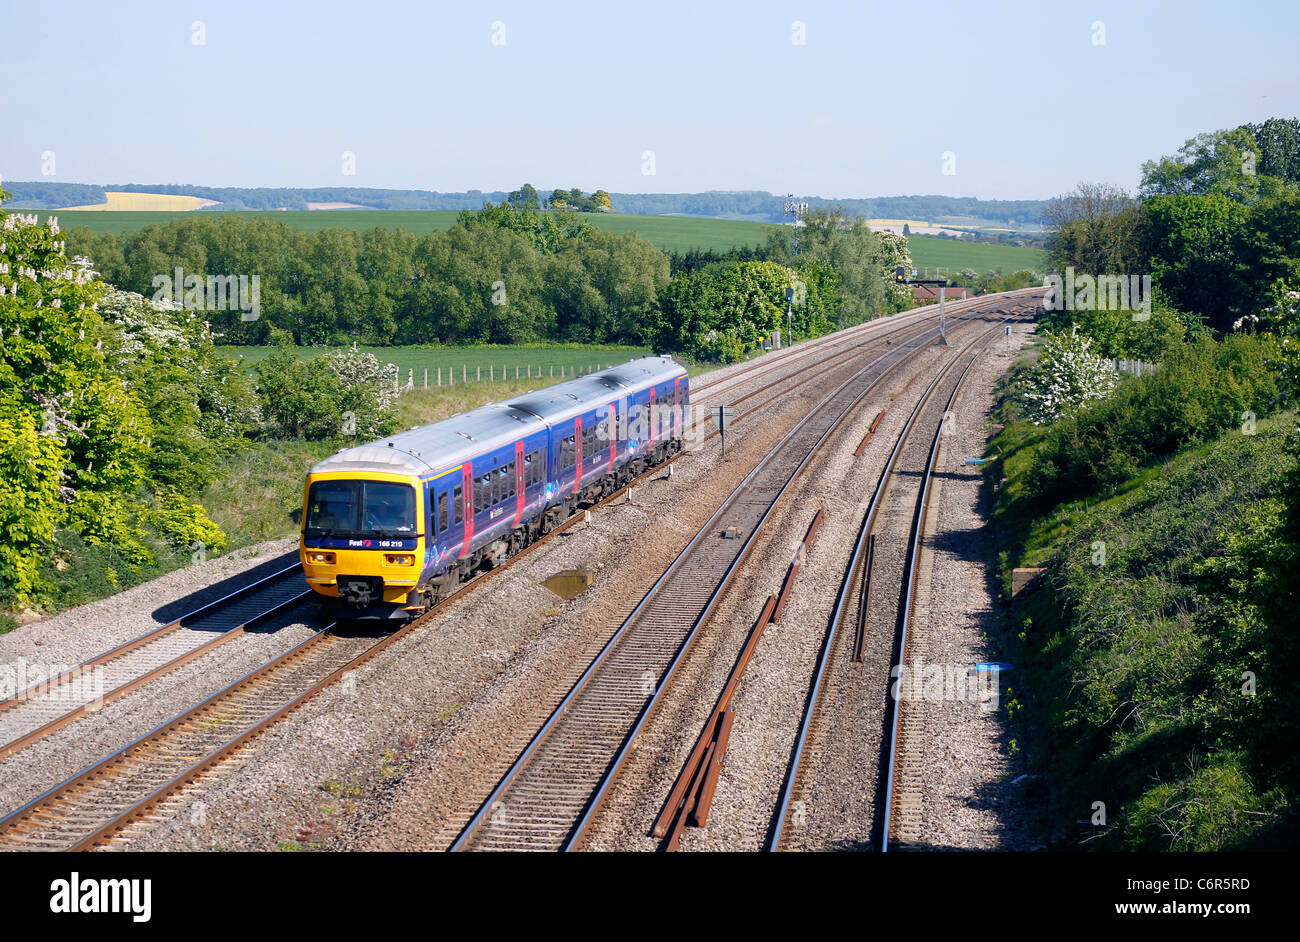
[391,362,617,393]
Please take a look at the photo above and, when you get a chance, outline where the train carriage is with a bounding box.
[301,356,688,621]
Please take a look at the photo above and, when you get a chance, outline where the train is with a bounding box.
[300,356,689,620]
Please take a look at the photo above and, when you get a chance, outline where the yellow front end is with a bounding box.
[300,470,425,606]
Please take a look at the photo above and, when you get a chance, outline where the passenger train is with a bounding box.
[300,356,689,620]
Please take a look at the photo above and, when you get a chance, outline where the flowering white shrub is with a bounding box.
[320,348,400,412]
[1022,326,1117,425]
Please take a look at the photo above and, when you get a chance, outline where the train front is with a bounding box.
[300,447,428,621]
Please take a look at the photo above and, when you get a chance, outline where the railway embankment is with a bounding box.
[981,346,1297,851]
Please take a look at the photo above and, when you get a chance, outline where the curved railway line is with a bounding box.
[768,300,1041,852]
[0,298,984,770]
[447,293,1042,852]
[0,288,1043,852]
[0,564,310,762]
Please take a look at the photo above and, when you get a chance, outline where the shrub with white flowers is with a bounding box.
[1022,325,1117,425]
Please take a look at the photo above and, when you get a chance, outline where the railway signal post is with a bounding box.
[895,266,950,345]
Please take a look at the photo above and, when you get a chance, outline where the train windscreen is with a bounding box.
[305,481,416,538]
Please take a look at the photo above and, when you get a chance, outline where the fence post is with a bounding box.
[424,367,428,389]
[477,366,481,381]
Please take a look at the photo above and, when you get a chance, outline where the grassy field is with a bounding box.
[34,207,1047,270]
[905,234,1046,273]
[36,208,766,252]
[219,342,653,384]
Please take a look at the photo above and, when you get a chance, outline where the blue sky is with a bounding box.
[1,0,1296,200]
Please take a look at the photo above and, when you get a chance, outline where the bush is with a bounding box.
[1025,334,1282,505]
[255,347,398,440]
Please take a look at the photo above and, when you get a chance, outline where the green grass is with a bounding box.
[42,208,768,253]
[906,234,1046,274]
[217,342,651,383]
[39,207,1047,268]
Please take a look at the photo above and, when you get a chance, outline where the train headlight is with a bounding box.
[383,554,415,566]
[309,552,336,564]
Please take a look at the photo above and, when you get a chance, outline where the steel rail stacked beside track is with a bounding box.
[449,304,1013,852]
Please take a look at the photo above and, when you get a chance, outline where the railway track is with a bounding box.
[448,304,1013,852]
[0,304,940,768]
[0,562,310,761]
[688,291,1000,402]
[0,290,1041,852]
[768,304,1039,851]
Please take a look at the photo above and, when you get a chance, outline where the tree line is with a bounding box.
[63,201,918,362]
[996,115,1300,850]
[1044,117,1300,335]
[4,180,1052,226]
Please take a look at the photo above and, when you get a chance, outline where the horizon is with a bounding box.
[4,0,1297,201]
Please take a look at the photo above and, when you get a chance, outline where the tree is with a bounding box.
[1043,182,1143,276]
[507,183,541,211]
[1139,128,1286,204]
[765,208,903,325]
[1243,118,1300,185]
[255,347,398,440]
[1139,193,1249,331]
[0,196,225,604]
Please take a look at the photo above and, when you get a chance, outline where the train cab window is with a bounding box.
[438,491,449,533]
[453,485,463,524]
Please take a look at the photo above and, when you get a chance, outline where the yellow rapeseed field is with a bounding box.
[62,191,210,211]
[865,218,931,228]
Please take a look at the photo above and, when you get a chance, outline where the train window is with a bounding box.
[438,491,449,533]
[489,469,499,506]
[453,485,463,525]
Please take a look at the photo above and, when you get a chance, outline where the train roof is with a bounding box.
[509,356,686,424]
[308,356,686,479]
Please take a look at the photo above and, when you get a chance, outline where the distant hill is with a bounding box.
[0,181,1050,226]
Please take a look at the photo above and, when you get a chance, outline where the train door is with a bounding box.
[513,440,525,526]
[458,463,474,558]
[648,388,656,446]
[607,402,617,469]
[672,376,682,439]
[572,415,583,493]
